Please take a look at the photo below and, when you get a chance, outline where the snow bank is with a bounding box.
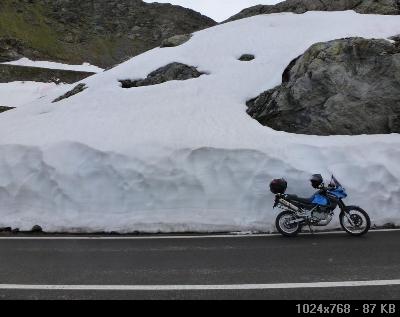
[2,58,104,73]
[0,141,399,232]
[0,12,399,232]
[0,82,71,108]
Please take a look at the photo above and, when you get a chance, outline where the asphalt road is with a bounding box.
[0,230,399,300]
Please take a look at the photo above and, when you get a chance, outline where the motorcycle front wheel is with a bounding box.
[276,210,302,237]
[340,206,370,236]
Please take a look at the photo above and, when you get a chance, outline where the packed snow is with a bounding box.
[0,81,71,108]
[2,58,104,73]
[0,11,399,233]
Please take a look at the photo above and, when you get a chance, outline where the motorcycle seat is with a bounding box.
[285,194,313,205]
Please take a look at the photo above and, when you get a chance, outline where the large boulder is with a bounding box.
[227,0,400,22]
[246,37,400,135]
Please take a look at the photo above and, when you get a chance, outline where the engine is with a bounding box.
[312,211,333,226]
[312,211,329,221]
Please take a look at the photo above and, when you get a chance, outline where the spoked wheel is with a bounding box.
[340,206,370,236]
[276,210,302,237]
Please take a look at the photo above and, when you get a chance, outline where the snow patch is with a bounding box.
[0,82,71,108]
[2,58,104,73]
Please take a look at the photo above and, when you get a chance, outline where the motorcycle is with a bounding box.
[270,175,371,237]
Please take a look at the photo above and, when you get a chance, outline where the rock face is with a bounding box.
[227,0,400,22]
[120,63,205,88]
[246,38,400,135]
[0,64,95,84]
[0,0,216,68]
[53,83,87,103]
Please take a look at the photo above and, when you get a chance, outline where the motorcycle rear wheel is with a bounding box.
[276,210,302,237]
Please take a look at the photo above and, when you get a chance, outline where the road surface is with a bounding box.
[0,230,399,300]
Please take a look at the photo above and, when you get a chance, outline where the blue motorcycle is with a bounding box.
[270,175,371,237]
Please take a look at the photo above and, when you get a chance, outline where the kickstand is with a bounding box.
[308,224,314,234]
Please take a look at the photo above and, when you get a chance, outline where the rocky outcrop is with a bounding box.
[239,54,255,61]
[0,64,95,84]
[390,34,400,45]
[161,34,192,48]
[227,0,400,22]
[246,37,400,135]
[0,0,216,68]
[120,63,205,88]
[0,106,14,113]
[53,83,87,103]
[0,38,41,63]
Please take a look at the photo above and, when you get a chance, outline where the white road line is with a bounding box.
[0,228,399,240]
[1,280,400,291]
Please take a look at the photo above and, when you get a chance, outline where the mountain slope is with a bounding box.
[227,0,400,22]
[0,12,399,232]
[0,0,216,68]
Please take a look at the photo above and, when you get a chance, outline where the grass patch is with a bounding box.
[0,0,65,58]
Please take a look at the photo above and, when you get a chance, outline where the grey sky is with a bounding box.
[143,1,282,22]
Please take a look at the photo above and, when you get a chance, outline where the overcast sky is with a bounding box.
[144,1,281,22]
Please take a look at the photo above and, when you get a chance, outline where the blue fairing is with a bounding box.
[328,186,348,199]
[312,194,329,206]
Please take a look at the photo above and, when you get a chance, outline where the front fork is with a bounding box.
[338,200,356,227]
[342,210,356,227]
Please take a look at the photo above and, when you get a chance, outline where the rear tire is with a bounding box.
[340,206,370,236]
[276,210,302,237]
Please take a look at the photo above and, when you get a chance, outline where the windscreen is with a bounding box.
[330,175,343,188]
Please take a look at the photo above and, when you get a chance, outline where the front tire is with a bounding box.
[340,206,370,236]
[276,210,302,237]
